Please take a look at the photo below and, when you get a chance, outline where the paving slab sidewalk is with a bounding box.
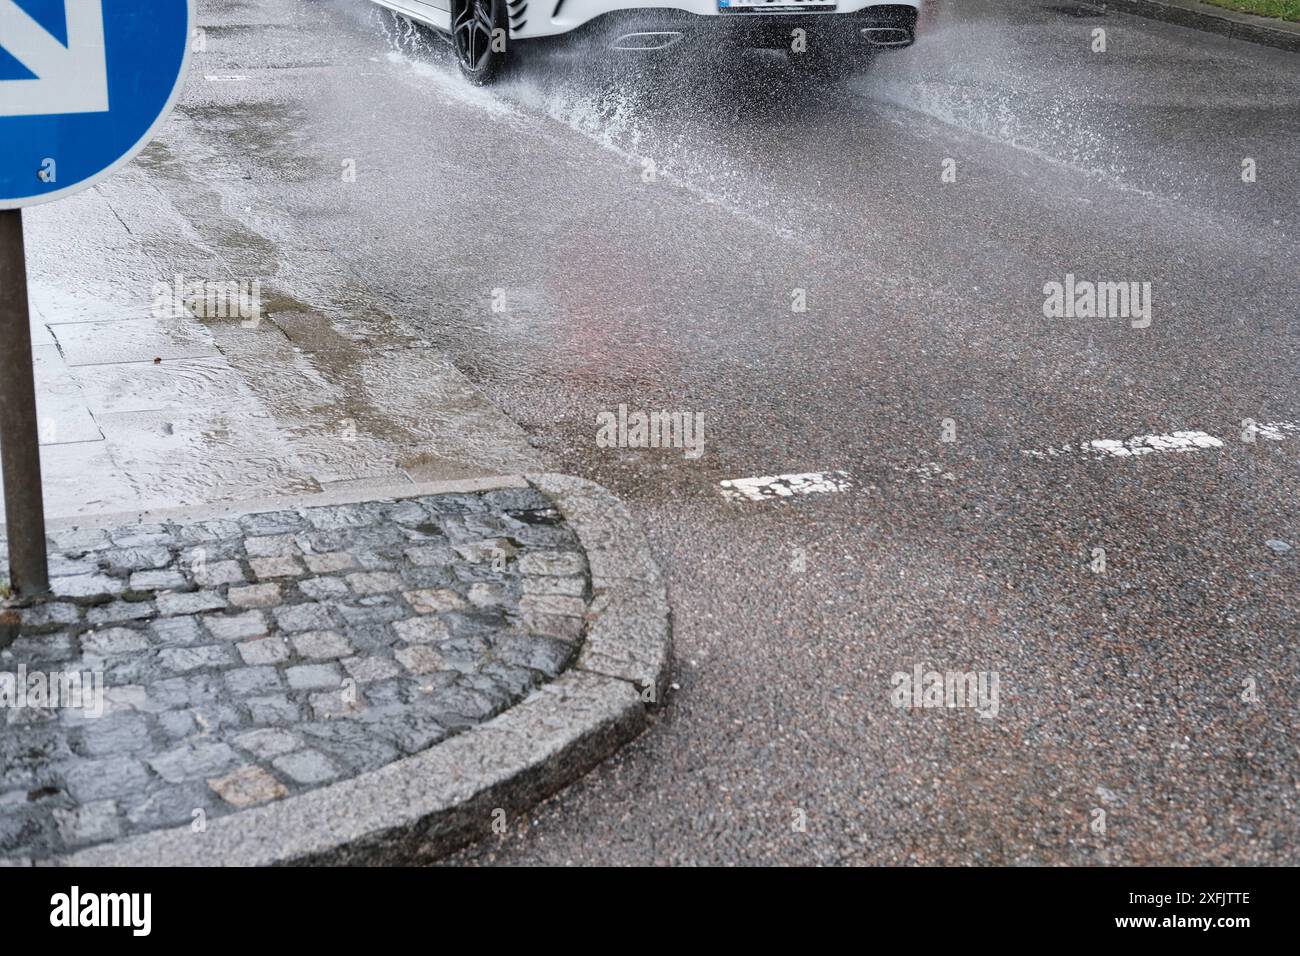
[8,173,544,519]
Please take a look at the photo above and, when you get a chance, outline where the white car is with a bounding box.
[369,0,921,84]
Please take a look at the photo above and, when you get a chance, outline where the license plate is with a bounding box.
[718,0,838,11]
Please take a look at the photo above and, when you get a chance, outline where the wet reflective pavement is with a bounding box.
[15,0,1300,863]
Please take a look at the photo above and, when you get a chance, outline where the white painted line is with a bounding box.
[1254,420,1300,441]
[1090,431,1224,457]
[1023,430,1225,460]
[719,470,852,502]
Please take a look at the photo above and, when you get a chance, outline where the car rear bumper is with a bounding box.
[514,1,919,47]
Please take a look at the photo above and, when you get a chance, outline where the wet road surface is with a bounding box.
[54,0,1300,862]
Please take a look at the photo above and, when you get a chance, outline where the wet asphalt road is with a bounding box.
[171,0,1295,863]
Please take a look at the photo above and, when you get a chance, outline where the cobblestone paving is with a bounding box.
[0,487,588,860]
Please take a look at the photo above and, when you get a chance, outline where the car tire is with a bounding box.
[452,0,509,85]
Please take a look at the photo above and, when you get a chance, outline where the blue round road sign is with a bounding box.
[0,0,194,209]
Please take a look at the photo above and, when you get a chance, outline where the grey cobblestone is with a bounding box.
[81,628,151,656]
[63,757,149,802]
[483,487,552,511]
[159,645,238,673]
[346,571,402,594]
[5,634,77,661]
[274,603,337,633]
[285,663,343,690]
[334,596,409,627]
[403,588,467,614]
[290,630,352,659]
[123,782,214,829]
[519,551,586,576]
[244,534,301,558]
[2,487,589,860]
[420,493,489,514]
[225,666,284,696]
[395,645,447,675]
[309,688,365,720]
[203,611,268,642]
[232,728,301,759]
[47,527,111,552]
[129,569,187,591]
[423,684,500,730]
[193,560,247,588]
[176,519,242,543]
[349,549,396,572]
[404,544,456,567]
[109,525,172,549]
[86,601,155,627]
[453,538,517,563]
[54,800,121,845]
[151,616,203,646]
[148,675,226,710]
[52,573,124,601]
[239,511,305,537]
[79,715,152,757]
[298,720,397,771]
[391,616,449,644]
[302,551,354,574]
[363,707,446,754]
[272,749,338,784]
[207,766,287,808]
[235,636,290,666]
[249,555,305,579]
[182,541,242,564]
[245,694,301,725]
[102,685,159,715]
[386,499,427,525]
[304,503,372,531]
[47,554,100,578]
[12,602,79,632]
[299,576,349,601]
[228,583,281,608]
[341,655,400,683]
[101,547,173,574]
[147,740,240,783]
[156,591,227,617]
[157,711,199,739]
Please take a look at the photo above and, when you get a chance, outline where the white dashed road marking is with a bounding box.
[720,470,852,502]
[1253,420,1300,441]
[1089,431,1225,457]
[1023,430,1225,459]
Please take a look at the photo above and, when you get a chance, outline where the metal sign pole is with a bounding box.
[0,208,49,596]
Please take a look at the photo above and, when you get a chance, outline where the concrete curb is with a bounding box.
[528,473,673,702]
[1,475,531,537]
[33,474,670,866]
[1103,0,1300,53]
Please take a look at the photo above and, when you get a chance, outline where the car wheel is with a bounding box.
[452,0,508,85]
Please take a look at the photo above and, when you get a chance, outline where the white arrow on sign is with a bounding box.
[0,0,108,117]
